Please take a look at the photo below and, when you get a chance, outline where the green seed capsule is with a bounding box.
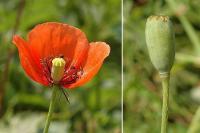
[51,58,66,83]
[145,15,175,75]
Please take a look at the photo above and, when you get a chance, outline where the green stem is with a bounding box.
[43,85,59,133]
[187,106,200,133]
[160,73,170,133]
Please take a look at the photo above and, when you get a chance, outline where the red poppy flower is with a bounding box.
[12,22,110,89]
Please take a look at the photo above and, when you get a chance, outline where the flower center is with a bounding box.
[40,56,84,86]
[51,58,66,83]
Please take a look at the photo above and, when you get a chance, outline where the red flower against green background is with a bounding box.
[12,22,110,89]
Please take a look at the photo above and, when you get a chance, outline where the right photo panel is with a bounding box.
[124,0,200,133]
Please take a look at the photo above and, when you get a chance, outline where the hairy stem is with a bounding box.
[43,86,59,133]
[160,73,170,133]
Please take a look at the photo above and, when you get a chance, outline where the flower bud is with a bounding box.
[51,58,66,83]
[145,15,175,76]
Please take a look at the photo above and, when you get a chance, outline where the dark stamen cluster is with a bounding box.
[40,56,83,86]
[40,57,53,85]
[60,66,83,86]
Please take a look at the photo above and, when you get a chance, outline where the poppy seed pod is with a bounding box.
[51,58,66,83]
[145,15,175,76]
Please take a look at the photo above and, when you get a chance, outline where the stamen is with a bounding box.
[40,57,53,85]
[60,66,83,85]
[40,56,83,86]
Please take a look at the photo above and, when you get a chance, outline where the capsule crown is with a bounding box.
[145,15,175,74]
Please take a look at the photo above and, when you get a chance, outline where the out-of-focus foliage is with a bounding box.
[0,0,121,132]
[124,0,200,132]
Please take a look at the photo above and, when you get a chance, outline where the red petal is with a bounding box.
[64,42,110,89]
[12,35,49,86]
[28,22,89,67]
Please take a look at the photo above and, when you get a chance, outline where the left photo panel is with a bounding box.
[0,0,121,132]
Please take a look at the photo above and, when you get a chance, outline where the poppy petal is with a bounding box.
[13,35,49,86]
[28,22,89,67]
[64,42,110,89]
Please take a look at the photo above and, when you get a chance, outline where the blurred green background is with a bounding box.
[0,0,121,133]
[124,0,200,133]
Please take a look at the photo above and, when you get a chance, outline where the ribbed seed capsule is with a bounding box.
[145,15,175,76]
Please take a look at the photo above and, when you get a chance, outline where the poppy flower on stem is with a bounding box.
[12,22,110,133]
